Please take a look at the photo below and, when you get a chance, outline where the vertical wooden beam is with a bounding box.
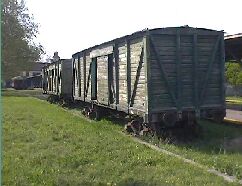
[71,58,75,97]
[56,62,59,94]
[176,31,181,111]
[220,33,225,106]
[193,33,198,109]
[144,31,151,122]
[126,39,131,107]
[73,59,76,97]
[78,54,81,97]
[114,43,119,105]
[83,52,86,100]
[54,63,56,92]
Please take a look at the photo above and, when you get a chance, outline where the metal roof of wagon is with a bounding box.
[72,26,223,58]
[224,33,242,61]
[225,33,242,40]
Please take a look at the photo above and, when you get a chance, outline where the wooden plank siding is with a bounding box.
[73,58,79,98]
[97,56,109,104]
[43,59,72,97]
[118,42,128,109]
[129,38,146,112]
[61,59,73,97]
[148,28,224,113]
[71,27,225,121]
[85,53,92,101]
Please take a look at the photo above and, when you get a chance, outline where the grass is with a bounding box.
[3,94,241,185]
[226,96,242,105]
[142,120,242,180]
[2,88,42,96]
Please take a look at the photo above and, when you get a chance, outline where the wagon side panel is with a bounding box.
[129,37,146,113]
[97,56,109,104]
[117,42,128,110]
[148,34,177,112]
[61,59,73,97]
[148,28,225,116]
[85,53,92,101]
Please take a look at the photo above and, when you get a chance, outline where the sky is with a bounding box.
[26,0,242,60]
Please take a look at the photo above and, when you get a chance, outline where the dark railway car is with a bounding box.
[72,26,225,128]
[42,59,72,100]
[12,76,27,90]
[224,33,242,62]
[25,74,42,89]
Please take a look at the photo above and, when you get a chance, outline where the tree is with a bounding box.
[1,0,44,81]
[225,62,242,95]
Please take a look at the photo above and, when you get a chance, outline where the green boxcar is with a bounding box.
[72,26,225,126]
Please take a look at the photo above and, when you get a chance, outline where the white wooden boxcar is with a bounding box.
[42,59,72,99]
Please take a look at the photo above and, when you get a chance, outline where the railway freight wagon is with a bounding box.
[72,26,225,128]
[25,74,42,89]
[42,59,72,100]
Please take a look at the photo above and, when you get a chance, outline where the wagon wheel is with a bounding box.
[213,110,225,123]
[47,95,54,103]
[88,108,101,121]
[82,107,89,117]
[213,114,224,123]
[124,119,143,136]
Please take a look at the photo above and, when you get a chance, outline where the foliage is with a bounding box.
[225,62,242,87]
[1,0,44,81]
[3,94,240,185]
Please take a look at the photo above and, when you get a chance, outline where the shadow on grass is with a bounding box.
[4,89,242,155]
[56,179,159,186]
[63,98,242,155]
[186,120,242,154]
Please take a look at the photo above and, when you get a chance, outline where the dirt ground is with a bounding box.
[226,109,242,122]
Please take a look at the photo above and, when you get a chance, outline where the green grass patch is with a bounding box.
[2,88,43,97]
[3,96,241,185]
[142,120,242,180]
[226,96,242,105]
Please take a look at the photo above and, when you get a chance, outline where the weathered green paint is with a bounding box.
[114,43,119,105]
[193,33,198,110]
[143,32,151,116]
[83,52,86,101]
[78,55,81,97]
[43,59,72,98]
[149,35,178,107]
[220,33,225,106]
[91,57,97,100]
[176,31,181,111]
[71,27,225,123]
[126,39,131,107]
[199,35,221,105]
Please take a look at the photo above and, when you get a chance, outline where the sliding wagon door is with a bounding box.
[90,46,114,106]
